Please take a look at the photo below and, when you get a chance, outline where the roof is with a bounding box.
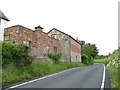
[35,25,44,29]
[0,10,10,21]
[5,25,59,41]
[47,28,80,45]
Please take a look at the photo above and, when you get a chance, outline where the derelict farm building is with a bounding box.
[4,25,81,62]
[48,28,81,62]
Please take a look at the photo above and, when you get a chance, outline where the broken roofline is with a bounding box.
[47,28,81,45]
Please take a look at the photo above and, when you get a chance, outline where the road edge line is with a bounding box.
[6,67,80,89]
[101,64,106,90]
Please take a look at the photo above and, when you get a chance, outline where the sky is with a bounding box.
[0,0,119,55]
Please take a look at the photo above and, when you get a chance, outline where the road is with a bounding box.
[7,63,111,89]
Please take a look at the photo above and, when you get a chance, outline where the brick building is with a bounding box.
[48,28,81,62]
[4,25,81,62]
[4,25,59,59]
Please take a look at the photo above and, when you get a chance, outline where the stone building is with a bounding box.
[4,25,59,59]
[48,28,81,62]
[4,25,81,62]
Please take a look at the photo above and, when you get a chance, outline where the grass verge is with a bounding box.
[2,61,86,87]
[94,49,119,89]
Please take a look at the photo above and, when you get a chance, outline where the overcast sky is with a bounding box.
[0,0,119,55]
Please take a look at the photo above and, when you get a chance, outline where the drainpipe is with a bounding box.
[69,36,71,62]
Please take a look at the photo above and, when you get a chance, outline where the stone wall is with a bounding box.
[4,25,81,62]
[4,25,59,58]
[59,39,71,62]
[71,51,81,62]
[70,38,81,62]
[4,25,33,44]
[48,29,71,62]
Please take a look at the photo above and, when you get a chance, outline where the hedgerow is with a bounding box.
[2,41,33,67]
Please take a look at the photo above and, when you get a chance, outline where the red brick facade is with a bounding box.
[4,25,81,62]
[4,25,59,57]
[71,38,81,53]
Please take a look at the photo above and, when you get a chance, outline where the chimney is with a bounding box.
[35,25,43,31]
[76,37,79,42]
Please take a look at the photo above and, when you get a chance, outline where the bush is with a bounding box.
[81,54,89,65]
[48,53,61,64]
[48,53,53,59]
[106,49,119,88]
[89,56,94,65]
[2,41,33,67]
[81,54,94,65]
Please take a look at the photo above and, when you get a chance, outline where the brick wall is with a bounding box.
[4,25,33,44]
[70,38,81,62]
[4,25,59,59]
[70,38,80,53]
[4,25,81,62]
[48,29,71,62]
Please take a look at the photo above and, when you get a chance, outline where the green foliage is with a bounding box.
[48,53,53,59]
[2,41,16,65]
[106,49,119,88]
[94,59,106,64]
[81,54,94,65]
[89,56,94,65]
[94,49,119,88]
[2,41,33,67]
[81,54,89,65]
[48,53,61,64]
[81,43,98,59]
[79,40,85,47]
[2,61,86,86]
[94,55,107,59]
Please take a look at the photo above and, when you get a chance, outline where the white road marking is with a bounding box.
[101,64,106,90]
[6,67,80,89]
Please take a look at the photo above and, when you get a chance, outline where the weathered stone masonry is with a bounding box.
[47,28,81,62]
[70,38,81,62]
[4,25,59,59]
[4,25,81,62]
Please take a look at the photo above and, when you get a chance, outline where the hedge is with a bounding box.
[1,41,33,67]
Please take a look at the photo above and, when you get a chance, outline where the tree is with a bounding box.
[81,43,99,59]
[94,55,107,59]
[79,40,85,47]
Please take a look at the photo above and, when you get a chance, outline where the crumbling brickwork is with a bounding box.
[70,38,81,62]
[4,25,81,62]
[48,28,81,62]
[4,25,59,59]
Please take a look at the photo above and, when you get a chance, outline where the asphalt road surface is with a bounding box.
[7,63,111,89]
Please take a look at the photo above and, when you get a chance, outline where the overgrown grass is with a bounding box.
[2,61,86,87]
[94,49,119,88]
[106,49,119,88]
[94,58,110,65]
[94,59,105,63]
